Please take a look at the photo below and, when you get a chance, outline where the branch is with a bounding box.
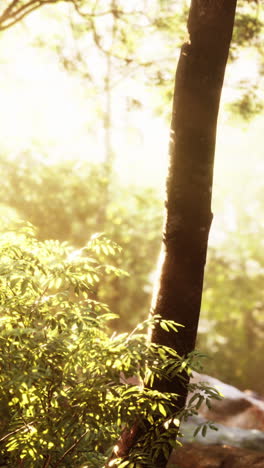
[0,0,71,31]
[42,455,52,468]
[52,428,90,468]
[70,0,118,19]
[0,0,20,20]
[0,420,36,443]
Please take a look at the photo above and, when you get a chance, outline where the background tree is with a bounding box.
[198,157,264,393]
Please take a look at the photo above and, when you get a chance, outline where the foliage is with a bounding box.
[227,80,263,120]
[232,1,263,52]
[199,182,264,393]
[0,0,263,410]
[2,0,262,148]
[1,145,264,393]
[227,2,264,122]
[0,155,163,331]
[0,222,219,467]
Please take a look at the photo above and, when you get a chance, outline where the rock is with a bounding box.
[189,372,264,431]
[167,443,264,468]
[173,374,264,467]
[180,415,264,451]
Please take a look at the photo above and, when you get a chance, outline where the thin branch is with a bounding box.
[0,0,43,24]
[0,420,36,443]
[70,0,148,19]
[30,283,49,314]
[70,0,117,19]
[0,0,70,31]
[52,428,90,468]
[0,0,20,20]
[42,454,52,468]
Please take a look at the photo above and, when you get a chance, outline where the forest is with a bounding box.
[0,0,264,467]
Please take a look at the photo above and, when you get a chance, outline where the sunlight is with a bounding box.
[0,3,260,193]
[0,2,264,464]
[0,45,94,159]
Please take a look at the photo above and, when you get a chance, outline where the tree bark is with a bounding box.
[151,0,237,396]
[106,1,237,466]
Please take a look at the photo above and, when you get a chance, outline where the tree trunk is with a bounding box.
[151,0,237,397]
[106,1,237,466]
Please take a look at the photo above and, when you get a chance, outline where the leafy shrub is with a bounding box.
[0,156,163,331]
[0,222,218,467]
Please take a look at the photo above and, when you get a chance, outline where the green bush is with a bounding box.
[0,155,163,331]
[0,222,217,467]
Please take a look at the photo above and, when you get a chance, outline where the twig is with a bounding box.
[42,454,52,468]
[0,0,71,31]
[52,428,90,467]
[0,420,36,443]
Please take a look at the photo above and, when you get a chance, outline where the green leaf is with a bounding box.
[160,321,169,332]
[118,461,131,468]
[158,403,167,417]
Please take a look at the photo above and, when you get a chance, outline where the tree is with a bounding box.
[151,0,238,395]
[108,1,238,466]
[0,0,262,464]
